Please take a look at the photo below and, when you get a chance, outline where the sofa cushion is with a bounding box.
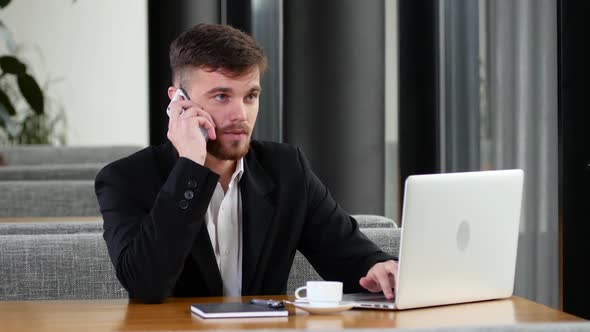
[0,181,99,217]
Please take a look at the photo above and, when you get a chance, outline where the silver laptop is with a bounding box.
[344,169,524,310]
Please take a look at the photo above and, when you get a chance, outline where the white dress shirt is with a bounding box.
[204,158,243,296]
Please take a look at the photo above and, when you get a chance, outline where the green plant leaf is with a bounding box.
[0,88,16,115]
[0,0,11,9]
[17,73,44,114]
[0,55,26,75]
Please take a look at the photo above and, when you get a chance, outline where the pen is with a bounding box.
[249,298,285,309]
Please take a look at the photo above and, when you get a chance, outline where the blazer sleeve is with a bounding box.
[95,157,219,303]
[295,148,396,293]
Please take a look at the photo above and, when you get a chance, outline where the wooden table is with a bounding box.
[0,296,584,331]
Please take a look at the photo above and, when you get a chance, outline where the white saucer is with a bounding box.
[292,302,355,314]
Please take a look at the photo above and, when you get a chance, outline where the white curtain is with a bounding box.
[440,0,558,308]
[485,0,558,308]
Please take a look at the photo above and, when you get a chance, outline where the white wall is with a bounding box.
[2,0,148,146]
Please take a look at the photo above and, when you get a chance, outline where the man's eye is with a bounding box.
[215,94,228,102]
[246,94,259,102]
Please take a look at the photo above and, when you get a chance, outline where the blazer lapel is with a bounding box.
[241,150,276,294]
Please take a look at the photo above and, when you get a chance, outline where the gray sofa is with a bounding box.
[0,163,104,181]
[0,145,140,181]
[0,180,99,217]
[2,219,588,332]
[0,145,143,216]
[0,215,398,301]
[0,145,141,166]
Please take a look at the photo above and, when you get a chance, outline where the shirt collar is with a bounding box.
[230,158,245,185]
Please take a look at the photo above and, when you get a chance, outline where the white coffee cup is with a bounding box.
[294,281,343,306]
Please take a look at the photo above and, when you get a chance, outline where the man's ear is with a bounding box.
[167,86,177,100]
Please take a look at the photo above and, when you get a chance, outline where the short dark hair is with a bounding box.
[169,23,267,85]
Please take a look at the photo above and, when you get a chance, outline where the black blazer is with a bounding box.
[95,141,393,303]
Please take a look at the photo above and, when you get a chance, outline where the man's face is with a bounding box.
[184,67,260,161]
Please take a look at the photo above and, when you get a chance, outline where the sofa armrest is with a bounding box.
[353,214,398,228]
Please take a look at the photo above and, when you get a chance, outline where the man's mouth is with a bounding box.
[224,130,247,135]
[220,129,249,140]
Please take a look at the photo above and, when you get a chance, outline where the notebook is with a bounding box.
[344,169,524,310]
[190,302,288,319]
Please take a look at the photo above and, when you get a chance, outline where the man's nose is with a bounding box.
[227,101,247,121]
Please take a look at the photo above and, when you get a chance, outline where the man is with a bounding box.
[95,23,398,304]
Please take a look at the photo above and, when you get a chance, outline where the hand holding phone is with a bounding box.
[166,88,209,142]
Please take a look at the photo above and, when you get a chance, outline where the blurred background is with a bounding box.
[1,0,588,319]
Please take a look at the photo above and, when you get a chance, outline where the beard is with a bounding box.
[206,123,252,160]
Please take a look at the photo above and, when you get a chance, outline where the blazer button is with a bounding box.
[184,190,194,200]
[187,179,198,189]
[179,200,189,210]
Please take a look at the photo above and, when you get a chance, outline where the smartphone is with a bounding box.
[166,88,209,142]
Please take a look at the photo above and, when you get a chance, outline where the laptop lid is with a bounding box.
[345,169,524,310]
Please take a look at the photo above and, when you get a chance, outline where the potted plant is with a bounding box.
[0,0,66,145]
